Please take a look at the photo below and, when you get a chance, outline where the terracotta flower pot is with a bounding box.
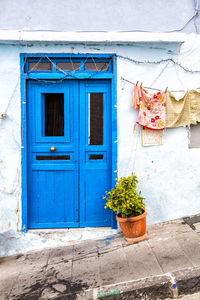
[116,211,147,242]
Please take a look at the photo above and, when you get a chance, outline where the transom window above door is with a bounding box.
[25,57,112,73]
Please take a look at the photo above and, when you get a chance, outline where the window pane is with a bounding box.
[89,93,103,145]
[29,62,52,71]
[57,62,80,71]
[85,62,109,71]
[44,93,64,136]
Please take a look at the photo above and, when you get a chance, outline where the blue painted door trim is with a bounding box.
[21,54,117,232]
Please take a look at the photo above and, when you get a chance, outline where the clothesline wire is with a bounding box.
[4,52,200,115]
[173,62,186,91]
[121,76,200,93]
[149,61,170,88]
[0,50,29,195]
[2,54,113,115]
[3,56,28,114]
[117,55,200,74]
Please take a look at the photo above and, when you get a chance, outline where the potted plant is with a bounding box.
[104,173,147,242]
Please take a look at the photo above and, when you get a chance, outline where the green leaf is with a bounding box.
[103,173,145,218]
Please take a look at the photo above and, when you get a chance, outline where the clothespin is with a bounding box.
[165,86,168,93]
[136,81,139,86]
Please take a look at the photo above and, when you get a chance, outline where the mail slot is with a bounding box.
[89,154,104,160]
[36,155,70,160]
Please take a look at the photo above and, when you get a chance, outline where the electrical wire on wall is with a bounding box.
[117,53,200,92]
[3,50,200,152]
[4,51,200,126]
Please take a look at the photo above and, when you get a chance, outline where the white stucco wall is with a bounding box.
[0,0,197,33]
[0,35,200,237]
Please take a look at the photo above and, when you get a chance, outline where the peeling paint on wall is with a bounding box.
[0,38,200,252]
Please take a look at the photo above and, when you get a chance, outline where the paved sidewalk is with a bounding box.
[1,214,200,299]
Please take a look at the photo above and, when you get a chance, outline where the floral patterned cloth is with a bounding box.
[133,86,166,130]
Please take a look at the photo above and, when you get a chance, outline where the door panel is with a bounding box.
[29,170,76,227]
[79,80,112,227]
[27,80,79,228]
[27,79,112,228]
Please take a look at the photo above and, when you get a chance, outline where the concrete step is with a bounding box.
[1,214,200,299]
[58,265,200,299]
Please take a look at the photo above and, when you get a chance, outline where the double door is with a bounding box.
[27,79,112,228]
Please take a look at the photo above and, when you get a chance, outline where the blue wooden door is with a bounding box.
[79,80,112,227]
[27,79,112,228]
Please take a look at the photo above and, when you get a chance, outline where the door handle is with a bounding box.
[50,146,56,152]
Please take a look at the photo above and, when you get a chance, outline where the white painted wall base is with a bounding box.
[0,228,119,257]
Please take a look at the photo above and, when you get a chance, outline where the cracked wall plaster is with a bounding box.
[0,39,200,251]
